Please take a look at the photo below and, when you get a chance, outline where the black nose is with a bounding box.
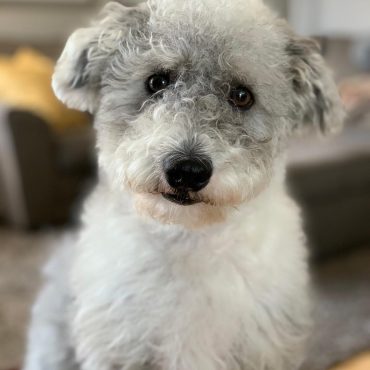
[163,157,213,192]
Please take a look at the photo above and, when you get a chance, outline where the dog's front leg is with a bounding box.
[23,242,79,370]
[22,277,79,370]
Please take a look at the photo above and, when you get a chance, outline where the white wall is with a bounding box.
[0,0,288,44]
[288,0,370,37]
[13,0,370,45]
[0,1,103,44]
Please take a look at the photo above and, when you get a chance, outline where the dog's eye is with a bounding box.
[146,73,171,94]
[229,86,254,110]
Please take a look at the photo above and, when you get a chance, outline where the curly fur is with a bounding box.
[24,1,344,370]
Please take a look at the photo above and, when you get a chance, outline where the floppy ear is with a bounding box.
[52,1,148,113]
[287,37,345,135]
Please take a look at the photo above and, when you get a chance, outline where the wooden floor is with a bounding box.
[0,228,56,369]
[330,352,370,370]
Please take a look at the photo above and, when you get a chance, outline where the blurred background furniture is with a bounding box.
[0,48,95,228]
[288,114,370,259]
[0,105,95,228]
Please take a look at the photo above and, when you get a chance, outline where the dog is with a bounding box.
[23,1,343,370]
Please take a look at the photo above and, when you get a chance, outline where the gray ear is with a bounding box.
[287,37,344,134]
[52,1,148,113]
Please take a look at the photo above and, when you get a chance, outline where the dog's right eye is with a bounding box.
[146,73,171,94]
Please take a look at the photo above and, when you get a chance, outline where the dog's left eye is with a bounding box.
[146,73,171,94]
[229,86,254,110]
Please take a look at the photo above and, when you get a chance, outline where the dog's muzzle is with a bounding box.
[162,156,213,206]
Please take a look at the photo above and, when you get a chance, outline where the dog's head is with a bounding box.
[53,0,344,228]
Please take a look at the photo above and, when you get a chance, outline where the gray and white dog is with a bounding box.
[23,1,343,370]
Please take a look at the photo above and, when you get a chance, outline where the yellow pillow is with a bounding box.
[0,48,89,132]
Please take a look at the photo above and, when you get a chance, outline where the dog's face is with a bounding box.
[53,0,343,228]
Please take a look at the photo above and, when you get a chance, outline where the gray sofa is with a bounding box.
[288,118,370,258]
[0,105,95,228]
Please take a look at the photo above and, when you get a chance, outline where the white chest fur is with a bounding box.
[70,186,311,370]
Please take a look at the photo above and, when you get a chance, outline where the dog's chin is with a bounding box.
[134,193,228,229]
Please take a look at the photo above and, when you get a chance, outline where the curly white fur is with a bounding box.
[24,1,343,370]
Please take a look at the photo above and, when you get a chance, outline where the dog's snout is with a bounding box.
[163,157,213,192]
